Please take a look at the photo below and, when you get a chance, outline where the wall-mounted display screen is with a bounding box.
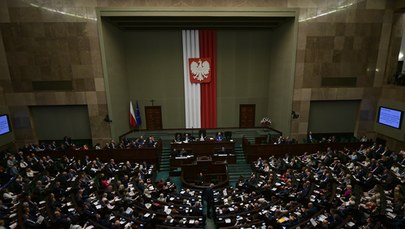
[0,114,12,136]
[377,106,403,129]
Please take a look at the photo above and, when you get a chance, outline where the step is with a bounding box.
[229,167,251,171]
[229,169,251,172]
[228,164,250,168]
[236,158,246,160]
[229,168,250,172]
[229,172,251,176]
[229,169,251,173]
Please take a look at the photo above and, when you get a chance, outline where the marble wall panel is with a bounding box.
[94,78,105,92]
[96,91,107,104]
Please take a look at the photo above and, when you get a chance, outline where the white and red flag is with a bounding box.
[182,30,217,128]
[129,101,137,128]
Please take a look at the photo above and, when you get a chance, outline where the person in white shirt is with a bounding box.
[2,189,17,203]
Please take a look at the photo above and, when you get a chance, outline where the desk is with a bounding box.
[181,159,229,189]
[170,154,235,168]
[171,141,235,157]
[243,138,371,162]
[31,142,162,169]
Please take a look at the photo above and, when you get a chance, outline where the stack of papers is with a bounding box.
[310,218,317,226]
[277,217,289,223]
[387,212,396,219]
[346,222,355,227]
[125,207,133,214]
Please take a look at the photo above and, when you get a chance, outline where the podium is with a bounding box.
[181,156,228,189]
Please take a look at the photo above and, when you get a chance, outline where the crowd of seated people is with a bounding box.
[232,144,404,228]
[173,133,195,144]
[20,135,159,153]
[116,136,158,149]
[171,148,193,158]
[272,136,297,145]
[1,136,404,228]
[0,144,211,228]
[272,134,358,145]
[172,131,231,143]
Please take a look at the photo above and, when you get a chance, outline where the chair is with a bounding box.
[224,131,232,140]
[198,129,207,138]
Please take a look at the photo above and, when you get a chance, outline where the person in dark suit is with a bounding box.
[174,133,183,143]
[307,131,314,143]
[303,202,318,217]
[371,161,384,175]
[195,172,204,185]
[203,183,215,218]
[363,172,376,190]
[190,201,203,216]
[183,133,193,143]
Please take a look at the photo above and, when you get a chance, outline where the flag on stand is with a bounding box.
[135,101,142,126]
[130,101,137,128]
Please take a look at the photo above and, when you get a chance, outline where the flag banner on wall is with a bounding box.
[129,101,137,128]
[189,58,211,83]
[182,30,217,129]
[135,101,142,126]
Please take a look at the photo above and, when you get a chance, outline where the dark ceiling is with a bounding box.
[103,16,293,30]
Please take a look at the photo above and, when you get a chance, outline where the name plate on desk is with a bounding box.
[216,154,227,156]
[197,156,212,161]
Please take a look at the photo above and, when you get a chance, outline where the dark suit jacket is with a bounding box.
[203,187,214,203]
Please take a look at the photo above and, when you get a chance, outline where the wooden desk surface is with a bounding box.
[171,140,235,156]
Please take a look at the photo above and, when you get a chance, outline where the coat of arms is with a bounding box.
[189,58,211,83]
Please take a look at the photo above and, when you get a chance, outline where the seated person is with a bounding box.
[198,129,207,141]
[182,133,194,143]
[174,133,183,143]
[179,148,189,157]
[145,136,156,148]
[171,148,179,157]
[215,132,224,141]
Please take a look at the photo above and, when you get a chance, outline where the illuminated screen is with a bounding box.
[0,114,11,135]
[377,106,403,129]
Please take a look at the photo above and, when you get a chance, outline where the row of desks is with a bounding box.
[170,141,236,168]
[28,143,162,169]
[243,138,370,162]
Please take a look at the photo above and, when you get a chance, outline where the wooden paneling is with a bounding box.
[145,106,162,130]
[171,141,235,156]
[239,104,255,128]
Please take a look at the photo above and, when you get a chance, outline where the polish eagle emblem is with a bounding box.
[189,58,211,83]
